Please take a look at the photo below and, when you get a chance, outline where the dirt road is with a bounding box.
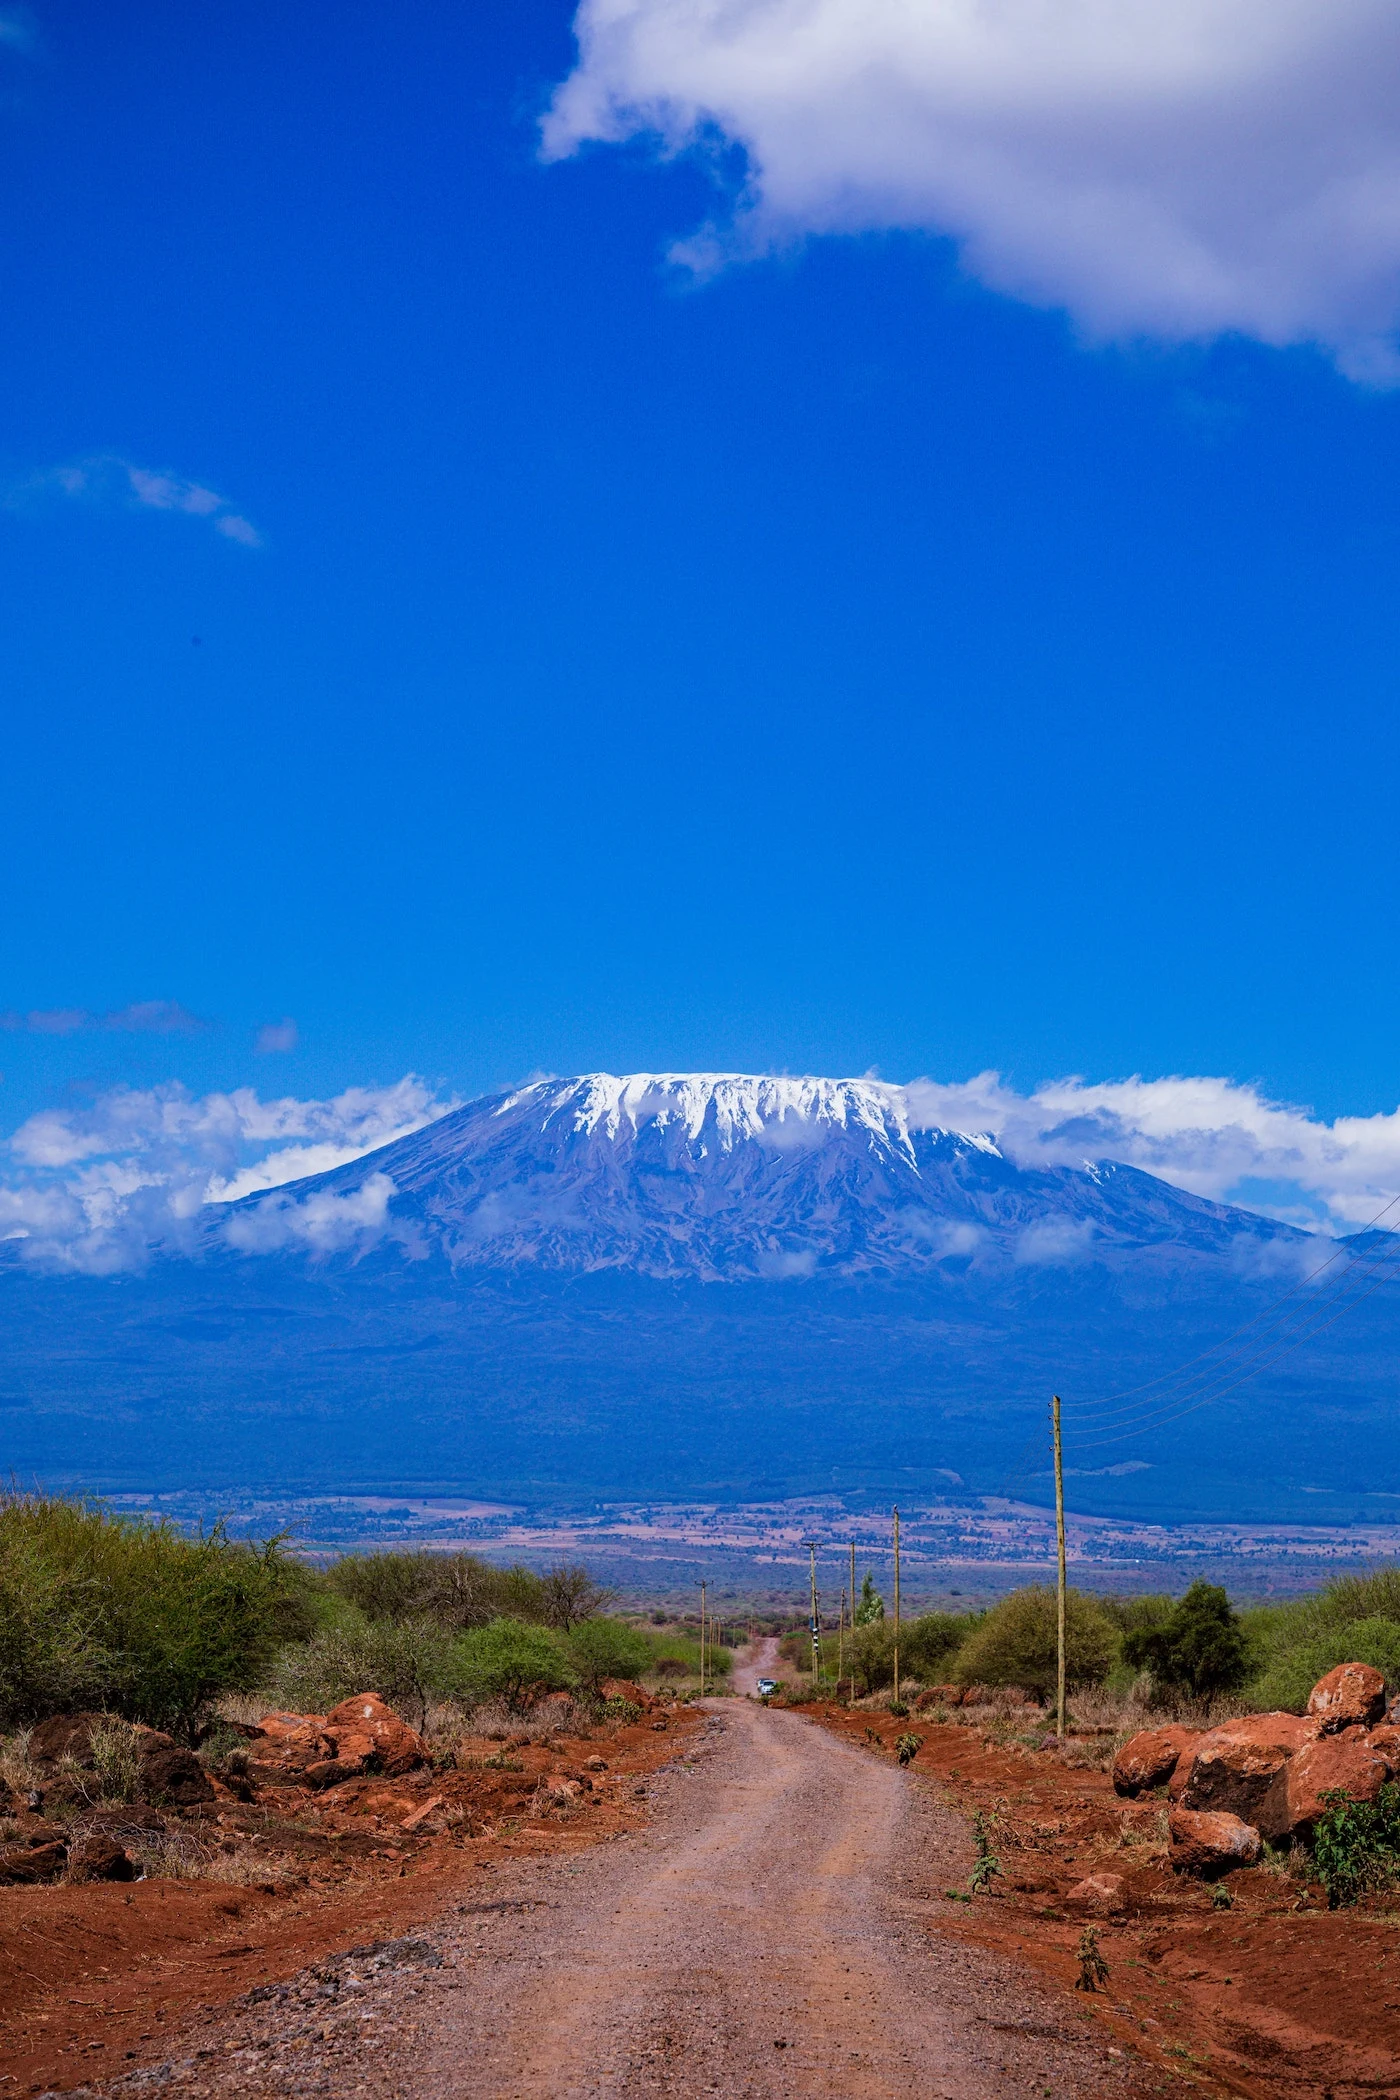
[92,1694,1148,2100]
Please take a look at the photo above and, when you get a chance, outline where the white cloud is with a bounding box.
[7,1061,1400,1272]
[222,1173,397,1258]
[546,0,1400,377]
[15,455,262,546]
[903,1070,1400,1233]
[1,1076,452,1272]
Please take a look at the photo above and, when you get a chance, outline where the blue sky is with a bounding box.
[5,0,1400,1180]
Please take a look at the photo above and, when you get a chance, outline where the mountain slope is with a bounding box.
[5,1073,1396,1523]
[211,1072,1306,1282]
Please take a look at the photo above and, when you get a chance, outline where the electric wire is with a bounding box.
[1066,1187,1400,1422]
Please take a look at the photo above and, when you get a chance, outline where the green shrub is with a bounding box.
[903,1612,969,1680]
[646,1630,728,1681]
[269,1618,458,1730]
[1249,1617,1400,1716]
[448,1618,576,1711]
[1313,1782,1400,1907]
[1122,1581,1248,1700]
[854,1573,885,1625]
[566,1617,654,1692]
[0,1494,300,1740]
[1241,1562,1400,1713]
[326,1549,552,1631]
[954,1585,1117,1697]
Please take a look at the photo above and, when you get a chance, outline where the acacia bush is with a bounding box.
[448,1618,576,1711]
[566,1617,654,1692]
[1122,1581,1248,1702]
[1243,1565,1400,1713]
[324,1550,610,1633]
[0,1494,304,1739]
[846,1611,969,1694]
[954,1585,1117,1698]
[268,1618,459,1730]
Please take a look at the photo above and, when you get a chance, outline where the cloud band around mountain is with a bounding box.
[2,1066,1399,1272]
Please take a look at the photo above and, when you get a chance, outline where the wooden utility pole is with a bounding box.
[837,1582,846,1698]
[804,1541,821,1685]
[849,1539,857,1698]
[1053,1394,1066,1743]
[892,1506,901,1708]
[700,1579,708,1697]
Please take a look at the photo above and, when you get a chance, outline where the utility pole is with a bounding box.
[804,1541,821,1686]
[892,1506,901,1709]
[837,1582,846,1699]
[849,1539,857,1684]
[700,1579,708,1698]
[1053,1394,1066,1743]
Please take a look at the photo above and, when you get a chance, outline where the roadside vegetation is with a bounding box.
[0,1494,728,1750]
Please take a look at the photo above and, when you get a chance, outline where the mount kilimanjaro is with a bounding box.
[2,1073,1396,1522]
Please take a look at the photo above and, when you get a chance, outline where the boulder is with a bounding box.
[1307,1663,1387,1733]
[0,1840,67,1884]
[323,1694,428,1776]
[1065,1872,1127,1913]
[915,1684,963,1709]
[1258,1731,1392,1840]
[1176,1714,1317,1820]
[1168,1808,1263,1877]
[67,1832,136,1883]
[1113,1725,1198,1798]
[599,1680,648,1708]
[540,1774,582,1804]
[29,1712,104,1764]
[248,1696,427,1787]
[1368,1724,1400,1772]
[140,1742,214,1807]
[27,1711,213,1806]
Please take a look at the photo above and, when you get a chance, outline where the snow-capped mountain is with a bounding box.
[5,1072,1395,1526]
[212,1071,1304,1281]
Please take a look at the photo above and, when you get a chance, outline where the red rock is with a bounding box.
[1177,1713,1318,1820]
[27,1712,213,1806]
[140,1743,214,1806]
[1307,1662,1387,1733]
[599,1679,648,1707]
[1258,1731,1392,1840]
[400,1794,446,1833]
[1168,1808,1262,1876]
[323,1694,428,1776]
[67,1833,136,1882]
[1113,1725,1198,1797]
[1368,1724,1400,1772]
[1066,1872,1127,1913]
[0,1840,67,1884]
[28,1712,106,1764]
[917,1684,964,1709]
[540,1774,582,1804]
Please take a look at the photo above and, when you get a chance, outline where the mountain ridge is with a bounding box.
[209,1070,1313,1284]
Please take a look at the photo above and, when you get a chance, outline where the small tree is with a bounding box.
[1123,1581,1247,1699]
[954,1585,1117,1699]
[567,1617,653,1692]
[450,1619,576,1712]
[855,1573,886,1625]
[541,1565,615,1632]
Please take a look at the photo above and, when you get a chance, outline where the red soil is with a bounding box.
[800,1699,1400,2098]
[0,1707,696,2094]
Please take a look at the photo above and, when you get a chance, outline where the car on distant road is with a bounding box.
[755,1677,779,1699]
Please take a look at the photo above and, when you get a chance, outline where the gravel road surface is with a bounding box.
[86,1690,1151,2100]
